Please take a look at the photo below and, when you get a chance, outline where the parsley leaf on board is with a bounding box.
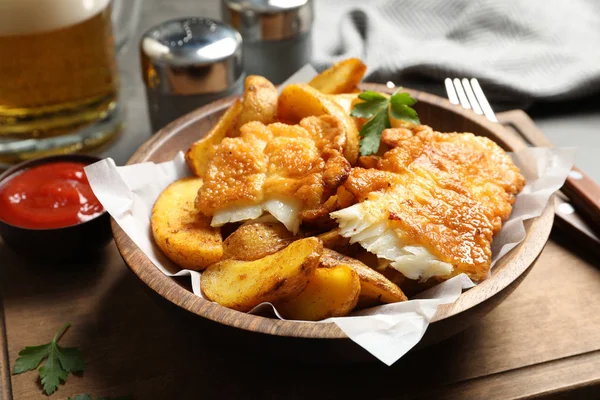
[351,88,420,156]
[12,323,84,396]
[70,395,94,400]
[69,394,132,400]
[12,344,50,374]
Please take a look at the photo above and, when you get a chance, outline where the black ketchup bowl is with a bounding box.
[0,154,112,261]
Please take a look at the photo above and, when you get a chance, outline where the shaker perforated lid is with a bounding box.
[222,0,313,42]
[140,17,243,95]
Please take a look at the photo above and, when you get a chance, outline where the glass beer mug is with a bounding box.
[0,0,140,166]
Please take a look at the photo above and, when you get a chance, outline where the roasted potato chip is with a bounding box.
[317,228,351,253]
[236,75,278,129]
[223,220,294,261]
[328,93,360,114]
[308,58,367,94]
[316,229,379,262]
[321,249,407,308]
[276,264,360,321]
[185,99,243,176]
[201,237,322,312]
[278,84,360,165]
[351,248,381,269]
[185,76,278,177]
[382,268,439,297]
[151,177,223,270]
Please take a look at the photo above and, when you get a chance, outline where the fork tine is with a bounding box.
[461,78,483,115]
[470,78,498,122]
[445,78,459,105]
[452,78,471,109]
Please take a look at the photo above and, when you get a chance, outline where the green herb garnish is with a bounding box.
[351,88,420,156]
[69,394,132,400]
[13,323,84,395]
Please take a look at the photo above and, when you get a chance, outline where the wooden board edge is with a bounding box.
[497,110,554,147]
[0,295,13,400]
[408,349,600,400]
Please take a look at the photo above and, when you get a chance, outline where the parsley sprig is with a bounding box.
[12,322,84,395]
[350,89,420,156]
[69,394,132,400]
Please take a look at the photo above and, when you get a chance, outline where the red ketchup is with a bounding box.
[0,162,104,229]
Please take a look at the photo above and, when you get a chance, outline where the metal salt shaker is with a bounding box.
[222,0,313,84]
[140,17,244,133]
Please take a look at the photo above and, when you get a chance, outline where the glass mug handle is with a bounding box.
[111,0,142,52]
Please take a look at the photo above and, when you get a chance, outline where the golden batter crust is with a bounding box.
[338,123,525,281]
[196,115,351,222]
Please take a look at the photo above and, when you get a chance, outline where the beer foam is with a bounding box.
[0,0,110,36]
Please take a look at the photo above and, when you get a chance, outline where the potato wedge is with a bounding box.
[235,75,278,129]
[223,220,294,261]
[382,268,439,297]
[151,177,223,270]
[328,93,360,114]
[317,228,351,253]
[201,237,322,312]
[321,249,407,308]
[278,84,359,165]
[185,99,243,176]
[276,264,360,321]
[317,229,379,262]
[308,58,367,94]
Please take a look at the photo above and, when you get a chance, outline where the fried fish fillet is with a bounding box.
[331,124,525,282]
[195,115,351,232]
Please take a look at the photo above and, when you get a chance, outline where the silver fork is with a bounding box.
[444,77,600,251]
[444,78,498,122]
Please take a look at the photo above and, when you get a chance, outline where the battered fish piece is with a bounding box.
[196,115,351,232]
[331,124,525,282]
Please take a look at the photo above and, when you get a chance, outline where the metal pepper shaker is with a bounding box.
[222,0,313,84]
[140,17,244,133]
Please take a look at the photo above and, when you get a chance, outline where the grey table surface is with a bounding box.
[102,0,600,183]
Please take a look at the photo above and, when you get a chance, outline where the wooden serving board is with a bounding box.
[1,111,599,400]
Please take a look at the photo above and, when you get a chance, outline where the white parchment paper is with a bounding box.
[85,147,573,365]
[84,66,575,365]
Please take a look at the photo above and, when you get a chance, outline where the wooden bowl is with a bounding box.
[113,84,554,351]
